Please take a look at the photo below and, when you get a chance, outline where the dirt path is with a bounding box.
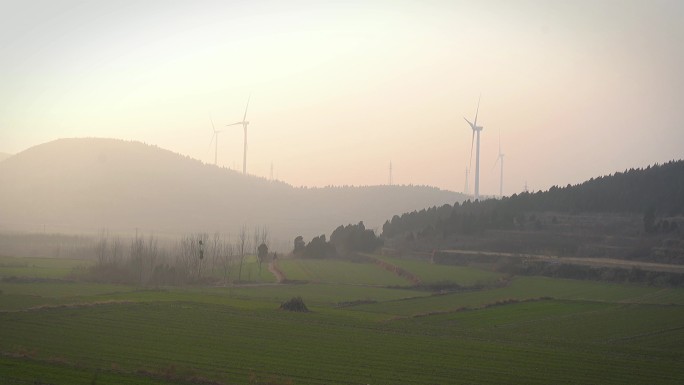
[268,260,286,283]
[365,255,422,285]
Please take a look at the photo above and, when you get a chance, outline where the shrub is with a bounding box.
[279,296,309,312]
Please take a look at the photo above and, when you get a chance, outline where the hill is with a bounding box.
[382,160,684,266]
[0,138,464,243]
[0,152,11,162]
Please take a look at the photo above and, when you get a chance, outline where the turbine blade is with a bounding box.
[226,122,243,126]
[493,155,500,170]
[210,115,216,133]
[474,95,481,126]
[464,117,475,130]
[243,94,251,122]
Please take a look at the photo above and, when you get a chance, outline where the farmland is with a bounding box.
[1,255,684,384]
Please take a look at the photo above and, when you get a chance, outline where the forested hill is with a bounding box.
[382,160,684,238]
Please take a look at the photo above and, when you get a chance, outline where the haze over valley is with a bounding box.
[0,138,464,243]
[1,1,684,385]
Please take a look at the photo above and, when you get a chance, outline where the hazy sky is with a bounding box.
[2,0,683,196]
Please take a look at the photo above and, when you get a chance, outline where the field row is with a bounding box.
[1,300,683,384]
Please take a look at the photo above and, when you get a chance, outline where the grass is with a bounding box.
[1,255,683,384]
[203,255,277,283]
[372,254,504,286]
[0,255,92,279]
[278,258,409,286]
[1,300,682,385]
[348,276,684,317]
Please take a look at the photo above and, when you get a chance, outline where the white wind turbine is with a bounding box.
[226,95,251,174]
[494,130,505,198]
[209,115,223,166]
[464,97,483,200]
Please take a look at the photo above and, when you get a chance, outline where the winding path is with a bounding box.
[268,260,286,283]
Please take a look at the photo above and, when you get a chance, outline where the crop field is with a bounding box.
[348,276,684,317]
[278,258,409,286]
[0,255,91,279]
[372,254,504,285]
[1,256,683,384]
[202,255,277,284]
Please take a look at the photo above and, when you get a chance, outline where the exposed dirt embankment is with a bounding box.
[365,255,421,285]
[268,260,286,283]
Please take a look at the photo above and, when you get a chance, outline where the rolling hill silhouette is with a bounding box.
[0,138,465,242]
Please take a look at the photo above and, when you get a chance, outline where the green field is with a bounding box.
[278,258,410,286]
[372,254,504,285]
[0,255,91,279]
[1,256,683,384]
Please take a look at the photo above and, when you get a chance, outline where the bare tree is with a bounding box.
[237,226,248,283]
[209,232,222,274]
[95,229,109,265]
[220,237,235,284]
[259,227,269,248]
[176,233,207,282]
[130,234,145,285]
[256,227,270,276]
[111,236,123,265]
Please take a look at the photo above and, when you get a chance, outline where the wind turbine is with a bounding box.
[464,96,483,200]
[494,130,504,198]
[208,115,222,166]
[227,95,251,174]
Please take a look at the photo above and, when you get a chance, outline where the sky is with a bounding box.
[1,0,683,196]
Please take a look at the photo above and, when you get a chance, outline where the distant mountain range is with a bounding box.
[0,152,11,162]
[0,138,465,242]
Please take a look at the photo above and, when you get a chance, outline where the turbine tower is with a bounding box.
[227,95,251,174]
[494,130,504,198]
[209,115,222,166]
[464,167,469,195]
[464,96,483,200]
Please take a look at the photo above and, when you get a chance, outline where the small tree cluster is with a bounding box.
[302,235,336,259]
[329,221,383,254]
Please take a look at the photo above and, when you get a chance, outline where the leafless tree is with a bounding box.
[176,233,207,282]
[256,227,270,276]
[95,229,109,265]
[111,236,123,265]
[237,225,248,282]
[220,237,235,284]
[209,232,222,274]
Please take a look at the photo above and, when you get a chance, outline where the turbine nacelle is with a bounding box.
[463,118,482,131]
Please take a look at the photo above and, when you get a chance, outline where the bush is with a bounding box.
[279,297,309,312]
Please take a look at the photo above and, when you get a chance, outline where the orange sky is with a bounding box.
[2,0,683,196]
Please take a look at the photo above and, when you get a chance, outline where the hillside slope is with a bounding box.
[0,138,464,241]
[382,160,684,266]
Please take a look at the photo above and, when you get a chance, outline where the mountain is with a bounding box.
[0,152,11,162]
[0,138,465,242]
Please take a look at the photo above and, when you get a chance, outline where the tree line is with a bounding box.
[383,160,684,239]
[292,221,383,258]
[87,227,271,285]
